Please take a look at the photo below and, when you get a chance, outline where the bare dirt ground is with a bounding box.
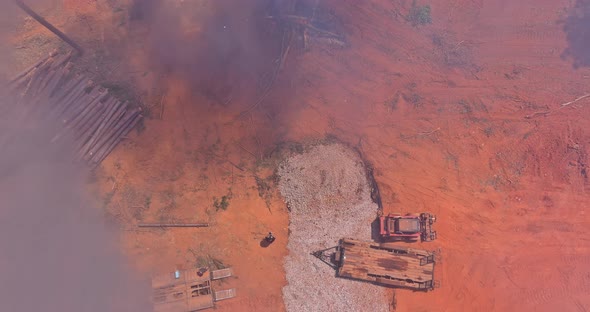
[5,0,590,311]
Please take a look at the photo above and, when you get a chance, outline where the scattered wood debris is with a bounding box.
[237,0,346,118]
[525,93,590,119]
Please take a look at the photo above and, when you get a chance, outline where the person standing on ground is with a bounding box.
[265,232,276,244]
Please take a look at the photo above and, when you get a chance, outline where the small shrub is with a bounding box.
[213,194,231,211]
[408,1,432,26]
[385,93,400,111]
[255,175,278,209]
[209,256,227,269]
[483,127,494,137]
[402,92,422,107]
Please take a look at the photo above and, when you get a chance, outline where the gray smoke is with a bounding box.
[0,92,152,312]
[563,0,590,68]
[130,0,281,103]
[0,2,152,310]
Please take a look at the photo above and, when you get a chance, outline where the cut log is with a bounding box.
[137,223,209,228]
[10,50,57,90]
[51,78,90,118]
[72,98,110,144]
[29,67,70,120]
[46,74,83,116]
[77,99,122,158]
[26,57,56,99]
[59,87,101,124]
[88,109,137,161]
[38,51,72,94]
[76,97,117,142]
[20,68,41,100]
[45,67,71,99]
[73,97,118,149]
[9,50,56,84]
[49,51,73,70]
[36,67,60,95]
[87,109,139,162]
[34,67,67,106]
[92,112,141,165]
[51,90,106,143]
[67,90,109,131]
[83,103,127,160]
[71,95,109,134]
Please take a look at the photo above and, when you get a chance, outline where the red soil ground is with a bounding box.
[12,0,590,311]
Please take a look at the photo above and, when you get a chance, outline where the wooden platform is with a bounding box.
[335,238,437,291]
[152,269,214,312]
[152,268,236,312]
[211,268,233,280]
[214,288,237,302]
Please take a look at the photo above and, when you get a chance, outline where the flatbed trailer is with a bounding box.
[316,238,438,291]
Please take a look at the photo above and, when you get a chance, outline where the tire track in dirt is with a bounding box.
[561,254,590,266]
[518,273,590,306]
[515,27,562,42]
[502,253,590,272]
[497,250,590,307]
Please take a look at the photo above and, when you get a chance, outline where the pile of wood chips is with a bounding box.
[277,143,388,312]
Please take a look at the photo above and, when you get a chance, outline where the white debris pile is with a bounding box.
[278,143,388,312]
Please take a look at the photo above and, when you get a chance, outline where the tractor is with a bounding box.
[379,212,437,242]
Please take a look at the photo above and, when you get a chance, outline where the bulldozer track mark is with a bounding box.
[561,254,590,266]
[515,28,561,41]
[520,277,590,306]
[573,298,588,312]
[521,287,560,305]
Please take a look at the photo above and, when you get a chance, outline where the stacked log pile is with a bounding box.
[7,51,142,167]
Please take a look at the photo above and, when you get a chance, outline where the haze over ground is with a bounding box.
[0,2,151,311]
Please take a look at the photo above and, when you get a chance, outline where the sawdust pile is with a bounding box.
[277,143,388,312]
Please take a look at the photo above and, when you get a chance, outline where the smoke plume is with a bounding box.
[131,0,281,103]
[0,92,151,312]
[563,0,590,68]
[0,3,152,310]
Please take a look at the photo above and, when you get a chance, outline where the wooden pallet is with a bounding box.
[152,267,237,311]
[214,288,237,302]
[152,269,214,312]
[211,268,233,280]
